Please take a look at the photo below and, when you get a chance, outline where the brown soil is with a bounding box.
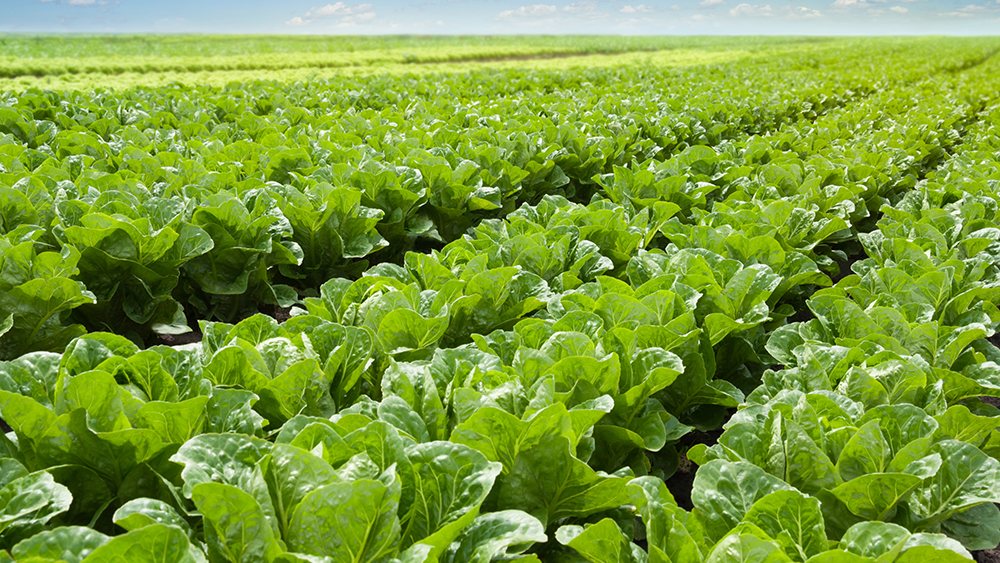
[981,396,1000,410]
[149,307,292,348]
[831,254,865,284]
[153,331,203,346]
[411,50,657,65]
[973,524,1000,563]
[273,306,293,323]
[665,427,724,511]
[666,452,698,511]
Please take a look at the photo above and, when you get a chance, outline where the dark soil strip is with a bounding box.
[150,305,294,347]
[0,49,668,80]
[410,50,662,65]
[665,427,725,511]
[154,331,204,347]
[273,306,293,324]
[974,545,1000,563]
[944,48,1000,73]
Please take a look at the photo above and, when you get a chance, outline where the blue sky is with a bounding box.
[2,0,998,35]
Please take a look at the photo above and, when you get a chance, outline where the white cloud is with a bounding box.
[938,3,994,14]
[787,5,823,16]
[730,3,821,16]
[562,0,598,12]
[830,0,914,9]
[730,3,772,16]
[670,3,684,8]
[699,0,726,8]
[304,2,374,17]
[494,1,610,23]
[564,1,608,17]
[287,2,377,26]
[67,0,95,5]
[495,4,557,20]
[620,3,654,12]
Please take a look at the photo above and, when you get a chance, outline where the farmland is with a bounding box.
[1,34,1000,562]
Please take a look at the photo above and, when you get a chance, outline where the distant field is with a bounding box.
[0,34,831,89]
[0,33,826,58]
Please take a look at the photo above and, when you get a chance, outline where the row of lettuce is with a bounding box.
[0,40,999,562]
[1,38,997,360]
[0,35,798,79]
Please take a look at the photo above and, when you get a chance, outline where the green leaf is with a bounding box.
[908,439,1000,530]
[837,420,890,482]
[262,443,338,540]
[933,404,1000,452]
[171,433,277,535]
[54,370,131,433]
[0,277,94,359]
[124,351,180,403]
[11,526,109,563]
[81,524,198,563]
[0,315,11,339]
[629,476,703,563]
[938,501,1000,551]
[205,389,265,436]
[377,309,449,355]
[135,397,209,444]
[286,469,401,563]
[838,522,910,560]
[192,482,285,563]
[803,550,875,563]
[894,545,971,563]
[443,510,547,563]
[113,498,192,535]
[401,442,502,551]
[451,404,577,472]
[705,528,792,563]
[35,409,164,492]
[498,434,629,528]
[743,490,827,562]
[831,473,923,521]
[692,459,791,543]
[556,518,643,563]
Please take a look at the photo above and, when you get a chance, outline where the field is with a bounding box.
[1,34,1000,562]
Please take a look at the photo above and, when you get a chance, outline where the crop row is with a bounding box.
[0,39,999,562]
[0,35,800,63]
[0,40,922,358]
[2,39,998,359]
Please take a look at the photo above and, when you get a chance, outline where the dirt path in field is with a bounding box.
[410,50,654,65]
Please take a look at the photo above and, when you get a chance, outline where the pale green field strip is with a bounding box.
[0,45,639,79]
[0,47,762,91]
[0,33,822,59]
